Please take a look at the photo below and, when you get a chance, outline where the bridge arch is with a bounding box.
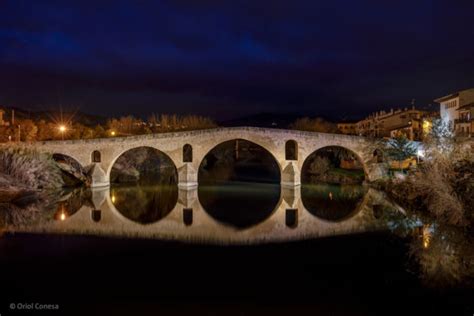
[106,146,178,184]
[52,152,84,169]
[197,138,282,184]
[301,145,369,182]
[52,153,88,186]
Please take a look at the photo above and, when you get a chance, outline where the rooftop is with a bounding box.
[434,87,474,103]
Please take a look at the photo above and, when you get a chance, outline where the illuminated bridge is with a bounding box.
[27,127,386,188]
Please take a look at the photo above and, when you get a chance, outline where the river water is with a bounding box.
[0,182,473,314]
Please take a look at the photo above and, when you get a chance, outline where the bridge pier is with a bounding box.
[91,186,109,209]
[281,186,301,209]
[281,161,301,187]
[178,187,198,208]
[178,163,198,189]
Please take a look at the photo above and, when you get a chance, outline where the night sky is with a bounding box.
[1,0,474,121]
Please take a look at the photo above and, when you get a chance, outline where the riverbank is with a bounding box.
[0,147,65,226]
[306,167,365,184]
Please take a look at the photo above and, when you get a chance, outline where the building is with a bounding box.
[455,102,473,137]
[434,88,474,137]
[341,107,434,140]
[337,122,357,135]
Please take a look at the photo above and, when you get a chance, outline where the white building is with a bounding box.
[434,88,474,134]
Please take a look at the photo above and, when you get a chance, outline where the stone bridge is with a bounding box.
[28,127,385,188]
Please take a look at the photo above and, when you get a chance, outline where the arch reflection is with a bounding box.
[198,182,281,229]
[110,185,178,224]
[301,184,367,222]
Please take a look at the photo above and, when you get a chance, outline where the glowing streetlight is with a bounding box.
[110,131,116,137]
[60,212,66,221]
[58,125,67,140]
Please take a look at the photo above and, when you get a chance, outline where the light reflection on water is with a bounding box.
[4,182,374,230]
[106,182,368,229]
[2,182,472,289]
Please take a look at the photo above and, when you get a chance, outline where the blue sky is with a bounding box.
[1,0,474,120]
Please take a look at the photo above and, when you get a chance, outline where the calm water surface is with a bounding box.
[1,182,473,315]
[108,182,369,228]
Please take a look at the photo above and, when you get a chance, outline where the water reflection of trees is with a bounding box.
[374,203,474,288]
[0,187,92,227]
[52,187,93,221]
[409,224,474,288]
[301,184,367,221]
[111,185,178,224]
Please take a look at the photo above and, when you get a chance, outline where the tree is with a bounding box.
[19,119,38,142]
[425,118,455,157]
[93,125,106,138]
[290,117,339,133]
[386,135,417,170]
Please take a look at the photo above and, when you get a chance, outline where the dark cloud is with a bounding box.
[1,0,474,120]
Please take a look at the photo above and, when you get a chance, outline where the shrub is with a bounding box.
[0,147,64,191]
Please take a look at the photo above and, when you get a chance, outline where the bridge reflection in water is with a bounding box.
[5,183,400,245]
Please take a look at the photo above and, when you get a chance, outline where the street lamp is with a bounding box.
[58,125,67,140]
[110,130,116,137]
